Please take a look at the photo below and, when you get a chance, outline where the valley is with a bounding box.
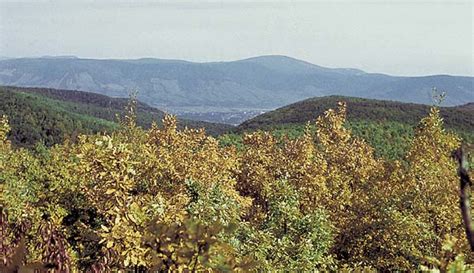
[1,55,472,122]
[2,85,472,162]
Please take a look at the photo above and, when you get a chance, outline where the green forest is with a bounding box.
[0,86,232,148]
[2,86,473,162]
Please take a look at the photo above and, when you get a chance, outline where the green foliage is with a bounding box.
[235,179,334,271]
[223,119,472,161]
[236,95,474,161]
[238,95,474,133]
[0,88,117,148]
[0,86,233,148]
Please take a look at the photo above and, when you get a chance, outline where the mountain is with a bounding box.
[458,102,474,111]
[0,56,472,120]
[0,86,233,148]
[238,55,366,76]
[237,96,474,133]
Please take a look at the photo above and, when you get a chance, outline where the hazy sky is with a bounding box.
[0,0,472,76]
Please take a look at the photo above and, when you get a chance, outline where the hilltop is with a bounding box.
[237,96,474,132]
[0,86,232,148]
[226,96,474,160]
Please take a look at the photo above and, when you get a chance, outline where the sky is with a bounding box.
[0,0,472,76]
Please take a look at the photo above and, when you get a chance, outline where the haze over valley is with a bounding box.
[1,55,472,124]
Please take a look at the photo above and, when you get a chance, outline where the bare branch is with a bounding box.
[453,144,474,250]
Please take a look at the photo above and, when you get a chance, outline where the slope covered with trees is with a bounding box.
[228,96,474,160]
[238,95,474,132]
[1,101,472,271]
[0,86,233,148]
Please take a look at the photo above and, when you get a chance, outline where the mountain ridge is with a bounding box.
[227,95,474,160]
[237,95,474,133]
[0,55,472,114]
[0,86,233,147]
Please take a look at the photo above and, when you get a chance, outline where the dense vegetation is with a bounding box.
[238,96,474,132]
[227,96,474,160]
[3,86,472,162]
[0,86,232,148]
[223,120,474,161]
[1,99,473,271]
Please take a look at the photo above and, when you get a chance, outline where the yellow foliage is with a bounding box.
[0,103,471,271]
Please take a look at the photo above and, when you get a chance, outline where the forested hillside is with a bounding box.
[238,96,474,132]
[228,96,474,160]
[0,86,232,147]
[1,102,472,271]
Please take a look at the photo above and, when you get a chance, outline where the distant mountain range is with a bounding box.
[0,55,472,118]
